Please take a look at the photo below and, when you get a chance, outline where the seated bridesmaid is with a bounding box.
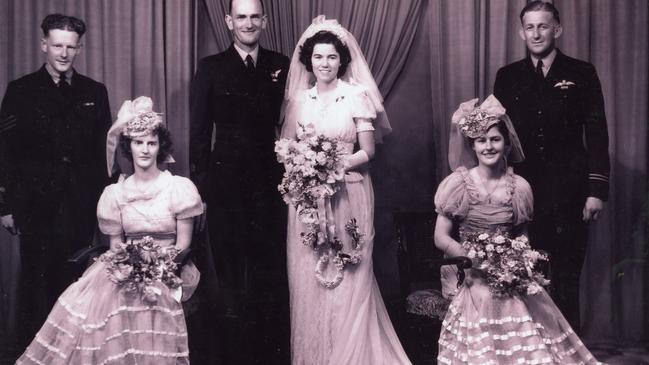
[434,95,605,364]
[17,96,203,365]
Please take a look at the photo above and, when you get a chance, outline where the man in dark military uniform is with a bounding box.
[494,1,609,333]
[0,14,111,353]
[189,0,289,363]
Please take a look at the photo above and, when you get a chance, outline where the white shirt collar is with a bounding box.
[45,63,74,85]
[531,48,557,75]
[233,43,259,66]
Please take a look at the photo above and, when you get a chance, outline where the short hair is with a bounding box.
[229,0,265,14]
[520,1,560,24]
[119,124,174,165]
[299,31,352,78]
[41,13,86,37]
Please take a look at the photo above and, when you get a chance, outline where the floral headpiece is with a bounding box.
[119,97,164,137]
[105,96,172,175]
[302,15,348,45]
[451,95,506,138]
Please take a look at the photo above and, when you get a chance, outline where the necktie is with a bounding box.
[536,60,545,78]
[245,54,255,73]
[59,73,70,94]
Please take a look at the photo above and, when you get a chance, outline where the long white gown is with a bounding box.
[285,80,411,365]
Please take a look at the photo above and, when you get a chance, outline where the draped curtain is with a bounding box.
[428,0,648,345]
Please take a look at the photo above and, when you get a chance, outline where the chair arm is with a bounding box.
[432,256,472,287]
[67,244,109,265]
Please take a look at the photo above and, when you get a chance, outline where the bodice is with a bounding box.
[435,166,533,240]
[297,80,377,147]
[97,171,203,245]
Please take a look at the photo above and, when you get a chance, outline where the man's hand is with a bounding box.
[583,197,604,222]
[1,214,18,235]
[195,202,207,232]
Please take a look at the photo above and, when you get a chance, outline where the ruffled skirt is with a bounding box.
[16,260,190,365]
[438,280,605,364]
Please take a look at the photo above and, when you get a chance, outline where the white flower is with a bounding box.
[493,235,506,244]
[467,249,476,259]
[527,282,542,295]
[478,233,489,241]
[485,244,495,252]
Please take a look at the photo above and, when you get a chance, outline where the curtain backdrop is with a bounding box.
[428,0,648,346]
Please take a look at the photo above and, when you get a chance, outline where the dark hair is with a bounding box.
[470,121,511,146]
[299,31,352,78]
[520,1,560,24]
[119,124,174,165]
[229,0,265,14]
[41,13,86,37]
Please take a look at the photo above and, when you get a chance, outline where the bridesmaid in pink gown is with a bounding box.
[16,97,203,364]
[434,95,604,364]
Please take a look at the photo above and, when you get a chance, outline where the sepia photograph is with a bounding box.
[0,0,647,364]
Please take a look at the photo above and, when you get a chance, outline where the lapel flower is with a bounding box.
[554,80,576,90]
[271,69,282,82]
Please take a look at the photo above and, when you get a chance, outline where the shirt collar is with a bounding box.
[233,43,259,66]
[44,63,74,85]
[531,48,557,74]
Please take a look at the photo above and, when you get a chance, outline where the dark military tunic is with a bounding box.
[494,49,610,331]
[189,44,290,364]
[0,65,111,348]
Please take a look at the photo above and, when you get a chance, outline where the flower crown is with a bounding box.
[119,97,163,138]
[123,110,163,137]
[452,95,506,138]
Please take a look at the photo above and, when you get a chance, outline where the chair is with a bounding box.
[392,210,471,363]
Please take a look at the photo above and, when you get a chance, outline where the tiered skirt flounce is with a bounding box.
[16,261,189,365]
[438,283,604,364]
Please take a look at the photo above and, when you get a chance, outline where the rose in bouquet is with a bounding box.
[461,232,549,297]
[275,122,364,288]
[100,236,183,303]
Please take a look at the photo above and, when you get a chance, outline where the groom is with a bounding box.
[493,1,610,332]
[189,0,290,363]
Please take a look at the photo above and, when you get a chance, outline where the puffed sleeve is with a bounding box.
[512,174,534,225]
[434,170,469,220]
[350,86,377,132]
[170,176,204,220]
[97,184,123,235]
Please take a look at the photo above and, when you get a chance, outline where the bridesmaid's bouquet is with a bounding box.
[100,236,183,303]
[461,232,550,297]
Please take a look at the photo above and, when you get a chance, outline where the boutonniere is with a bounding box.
[271,69,282,82]
[554,80,576,89]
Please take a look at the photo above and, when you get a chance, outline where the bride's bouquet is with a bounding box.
[275,122,363,289]
[100,236,183,303]
[461,232,550,297]
[275,122,347,232]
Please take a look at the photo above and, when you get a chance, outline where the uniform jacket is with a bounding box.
[494,49,610,213]
[189,44,289,209]
[0,65,111,233]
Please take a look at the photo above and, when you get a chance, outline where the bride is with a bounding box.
[279,16,411,365]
